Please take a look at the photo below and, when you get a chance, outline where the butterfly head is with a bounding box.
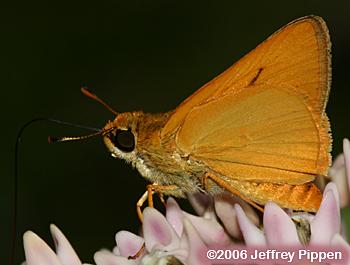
[102,112,140,162]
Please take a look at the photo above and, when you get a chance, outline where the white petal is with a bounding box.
[343,138,350,193]
[115,231,144,258]
[264,202,301,246]
[183,219,210,265]
[143,207,180,252]
[214,194,241,239]
[183,212,230,246]
[334,168,349,208]
[23,231,63,265]
[214,193,259,239]
[113,246,120,256]
[324,182,340,210]
[311,190,340,244]
[235,204,266,246]
[166,197,184,237]
[330,153,345,173]
[50,224,82,265]
[187,193,213,216]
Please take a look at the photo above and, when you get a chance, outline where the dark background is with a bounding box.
[1,1,350,264]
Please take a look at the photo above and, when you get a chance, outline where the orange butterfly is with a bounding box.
[56,16,332,216]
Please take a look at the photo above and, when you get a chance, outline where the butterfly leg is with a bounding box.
[132,183,182,260]
[158,192,166,206]
[136,184,161,222]
[136,183,178,222]
[133,183,173,259]
[202,172,264,213]
[146,183,178,209]
[137,190,150,222]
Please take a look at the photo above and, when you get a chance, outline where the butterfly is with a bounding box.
[55,15,332,216]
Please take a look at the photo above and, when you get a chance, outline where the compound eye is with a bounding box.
[111,129,135,152]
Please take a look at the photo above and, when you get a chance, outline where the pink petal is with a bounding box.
[23,231,63,265]
[214,193,259,239]
[263,202,301,246]
[143,207,180,252]
[330,154,345,174]
[115,231,145,258]
[50,224,82,265]
[214,194,241,239]
[324,182,340,210]
[311,189,340,244]
[187,193,213,216]
[94,251,137,265]
[235,204,266,246]
[343,139,350,194]
[166,197,184,236]
[329,154,349,207]
[183,219,210,265]
[112,246,120,256]
[183,212,231,246]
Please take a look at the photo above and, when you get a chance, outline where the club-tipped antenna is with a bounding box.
[48,128,112,143]
[81,87,118,116]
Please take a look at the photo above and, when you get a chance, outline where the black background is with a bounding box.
[1,1,350,264]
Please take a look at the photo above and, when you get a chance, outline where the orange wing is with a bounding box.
[161,16,331,185]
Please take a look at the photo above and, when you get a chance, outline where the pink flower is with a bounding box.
[94,198,232,265]
[23,139,350,265]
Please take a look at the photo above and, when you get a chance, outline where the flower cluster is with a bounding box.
[23,139,350,265]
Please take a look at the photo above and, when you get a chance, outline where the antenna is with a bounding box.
[48,128,113,143]
[11,87,116,264]
[81,87,119,116]
[11,118,100,265]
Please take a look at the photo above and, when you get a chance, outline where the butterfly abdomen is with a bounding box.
[223,179,322,212]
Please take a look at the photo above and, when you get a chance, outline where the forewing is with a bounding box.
[161,16,331,184]
[162,16,330,139]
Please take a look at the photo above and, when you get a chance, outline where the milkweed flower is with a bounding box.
[22,139,350,265]
[94,197,231,265]
[23,185,350,265]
